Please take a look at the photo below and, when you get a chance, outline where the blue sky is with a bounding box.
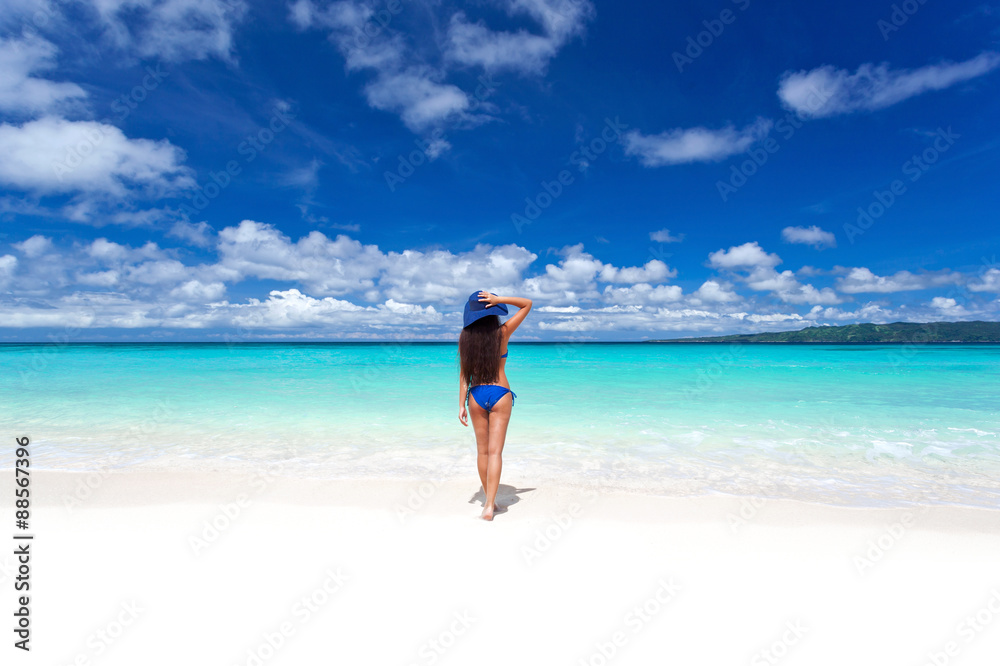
[1,0,998,341]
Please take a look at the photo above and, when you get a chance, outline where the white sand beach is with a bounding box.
[6,470,1000,665]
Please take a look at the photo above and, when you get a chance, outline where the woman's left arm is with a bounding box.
[458,374,469,426]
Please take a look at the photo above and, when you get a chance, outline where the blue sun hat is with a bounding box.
[463,291,508,328]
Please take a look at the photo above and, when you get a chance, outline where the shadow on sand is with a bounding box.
[468,485,536,518]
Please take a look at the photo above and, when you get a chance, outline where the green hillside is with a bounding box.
[649,321,1000,343]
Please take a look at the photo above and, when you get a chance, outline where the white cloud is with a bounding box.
[742,266,842,305]
[521,244,680,305]
[364,69,471,132]
[602,283,682,305]
[691,280,740,304]
[836,267,962,293]
[778,52,1000,118]
[0,117,194,197]
[0,34,87,115]
[279,159,323,190]
[649,229,684,243]
[289,2,479,134]
[624,118,772,167]
[929,296,968,317]
[290,1,590,134]
[781,225,836,249]
[599,259,675,284]
[0,254,17,286]
[708,241,781,269]
[169,279,226,302]
[379,243,537,304]
[774,283,842,305]
[216,220,539,302]
[220,288,442,330]
[968,268,1000,292]
[168,220,215,248]
[4,225,994,337]
[86,0,249,62]
[445,0,595,75]
[217,220,384,295]
[13,235,53,258]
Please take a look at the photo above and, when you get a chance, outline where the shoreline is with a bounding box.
[16,469,1000,530]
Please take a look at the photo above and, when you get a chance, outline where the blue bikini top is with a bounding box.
[501,351,508,358]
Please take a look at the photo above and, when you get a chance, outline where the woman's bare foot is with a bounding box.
[479,501,497,520]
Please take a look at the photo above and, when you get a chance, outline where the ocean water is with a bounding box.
[1,342,998,508]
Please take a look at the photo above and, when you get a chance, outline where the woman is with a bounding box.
[458,291,532,520]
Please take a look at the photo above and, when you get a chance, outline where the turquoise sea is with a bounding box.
[1,342,998,508]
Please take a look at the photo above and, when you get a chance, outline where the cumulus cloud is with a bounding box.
[778,52,1000,118]
[836,267,962,293]
[929,296,969,317]
[223,288,439,329]
[781,225,836,249]
[0,117,194,197]
[445,0,595,75]
[968,268,1000,293]
[707,243,841,305]
[521,244,678,305]
[602,283,682,305]
[690,280,740,304]
[708,241,781,269]
[13,235,54,258]
[2,226,994,337]
[741,267,841,305]
[599,259,675,284]
[624,118,772,167]
[0,34,87,115]
[215,220,538,302]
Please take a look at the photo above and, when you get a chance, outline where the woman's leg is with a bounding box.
[482,392,513,520]
[468,395,491,498]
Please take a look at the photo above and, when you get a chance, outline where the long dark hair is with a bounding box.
[459,315,502,386]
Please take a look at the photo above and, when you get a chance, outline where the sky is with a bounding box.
[0,0,999,341]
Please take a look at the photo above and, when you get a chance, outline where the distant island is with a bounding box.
[649,321,1000,343]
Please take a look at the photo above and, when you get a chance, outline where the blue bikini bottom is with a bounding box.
[468,384,517,412]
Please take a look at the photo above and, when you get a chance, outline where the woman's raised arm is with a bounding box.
[500,296,532,335]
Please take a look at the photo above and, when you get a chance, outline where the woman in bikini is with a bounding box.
[458,290,533,521]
